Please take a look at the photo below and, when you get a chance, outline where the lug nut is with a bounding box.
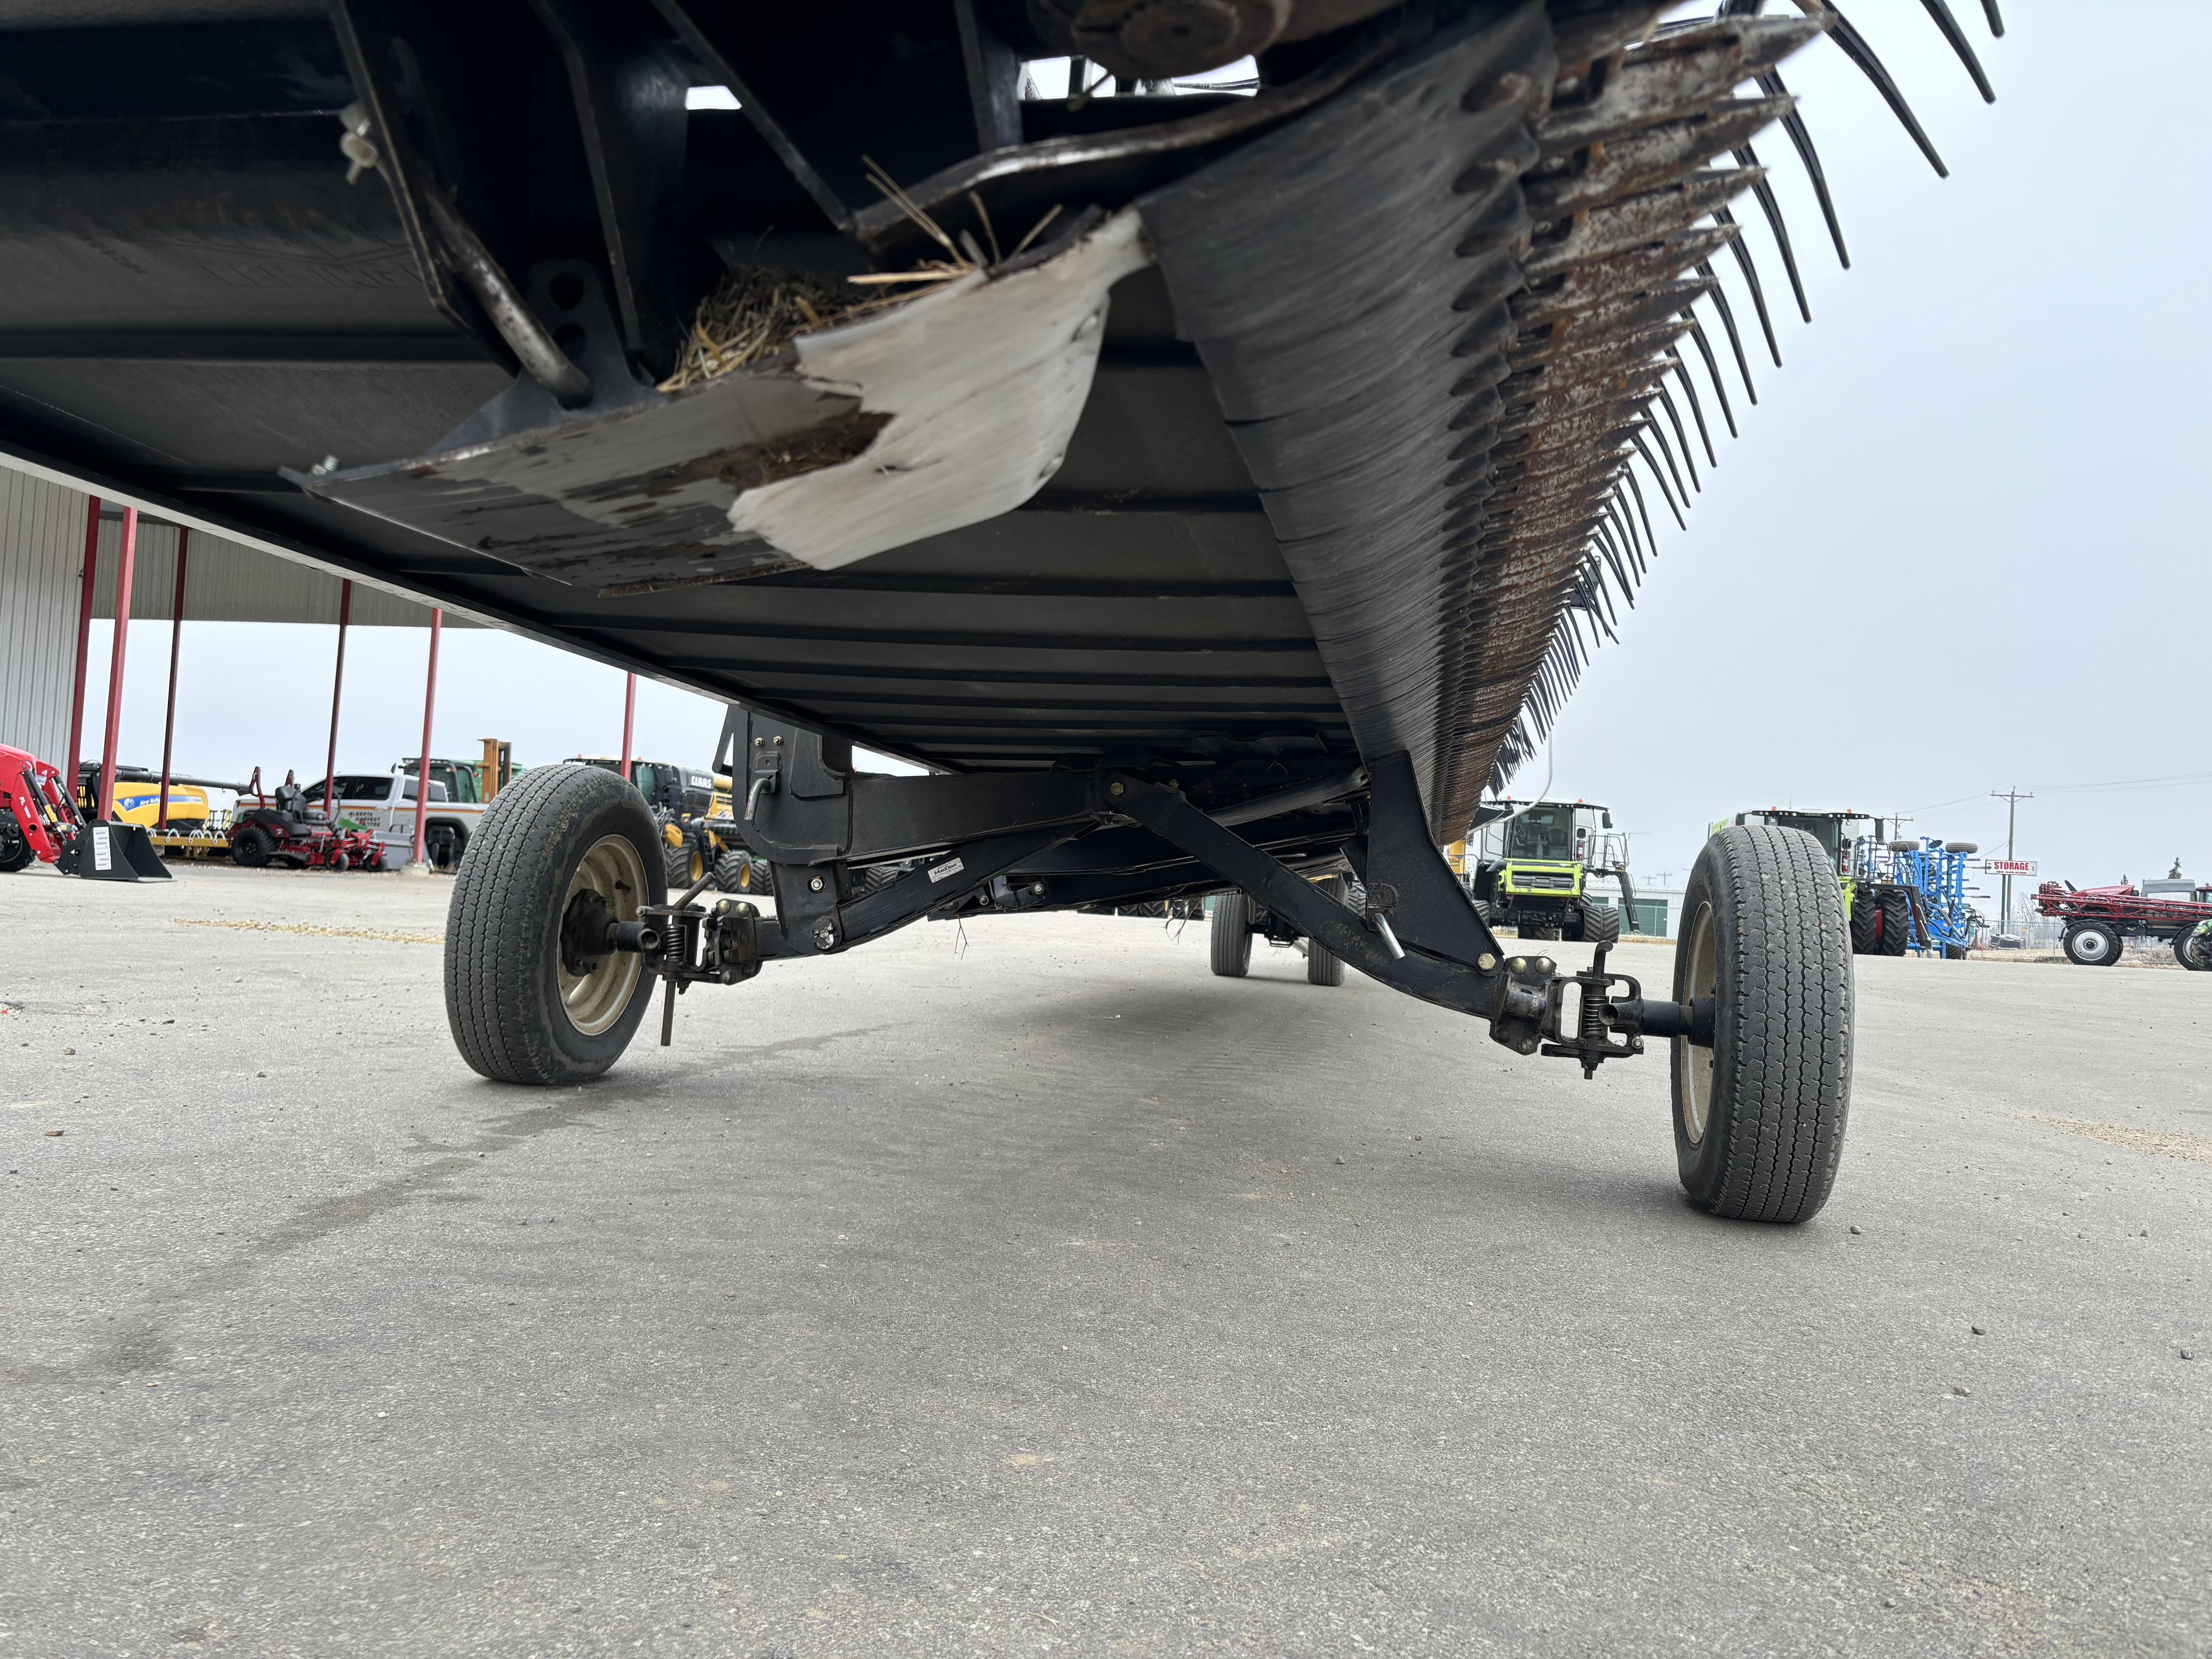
[813,926,837,951]
[1109,782,1125,796]
[1478,953,1497,970]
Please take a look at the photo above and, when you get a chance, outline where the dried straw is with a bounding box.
[657,163,1062,393]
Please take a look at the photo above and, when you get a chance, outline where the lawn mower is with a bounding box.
[229,769,386,871]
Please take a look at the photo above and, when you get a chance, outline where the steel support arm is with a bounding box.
[1106,772,1504,1020]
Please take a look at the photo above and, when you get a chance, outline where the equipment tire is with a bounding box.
[664,839,703,892]
[0,818,31,873]
[1210,890,1254,977]
[233,824,274,868]
[444,763,664,1085]
[2174,927,2211,971]
[712,849,750,893]
[1522,920,1562,941]
[1848,891,1879,955]
[1577,897,1620,947]
[1307,875,1348,986]
[1670,825,1852,1225]
[2062,922,2121,967]
[1876,889,1911,955]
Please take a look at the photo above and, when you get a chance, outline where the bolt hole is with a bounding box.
[549,272,586,312]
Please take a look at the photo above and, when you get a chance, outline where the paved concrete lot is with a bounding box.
[3,863,2206,1657]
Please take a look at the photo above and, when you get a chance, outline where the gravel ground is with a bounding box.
[1,860,2206,1658]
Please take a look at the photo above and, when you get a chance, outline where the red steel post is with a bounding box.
[64,496,101,795]
[620,673,637,782]
[97,507,140,822]
[410,607,443,868]
[324,579,352,826]
[157,528,190,829]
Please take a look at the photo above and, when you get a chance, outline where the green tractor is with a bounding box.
[1464,799,1636,944]
[1713,808,1916,956]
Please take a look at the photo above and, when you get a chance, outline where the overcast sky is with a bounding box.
[71,1,2208,901]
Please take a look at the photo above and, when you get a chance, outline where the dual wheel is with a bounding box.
[1210,876,1347,986]
[1848,887,1912,955]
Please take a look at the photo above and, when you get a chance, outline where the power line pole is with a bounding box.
[1991,788,2032,933]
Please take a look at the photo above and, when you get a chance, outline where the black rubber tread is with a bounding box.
[711,849,751,893]
[1848,889,1879,955]
[232,824,273,868]
[2173,926,2209,970]
[0,817,33,872]
[1876,888,1912,955]
[1577,896,1620,946]
[1470,896,1491,924]
[1210,890,1254,977]
[444,763,664,1086]
[1943,943,1969,961]
[1520,919,1562,941]
[664,840,702,890]
[1307,874,1348,986]
[2062,923,2121,967]
[1671,825,1853,1226]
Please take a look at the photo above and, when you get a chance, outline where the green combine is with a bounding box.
[1465,800,1636,945]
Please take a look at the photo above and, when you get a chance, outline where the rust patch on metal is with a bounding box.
[602,409,893,504]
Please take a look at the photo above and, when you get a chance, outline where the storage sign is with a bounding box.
[1983,859,2036,877]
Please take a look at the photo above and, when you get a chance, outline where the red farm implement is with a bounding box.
[2034,880,2212,969]
[1,743,171,881]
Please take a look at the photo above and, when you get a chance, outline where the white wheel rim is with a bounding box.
[558,833,646,1036]
[1678,900,1717,1144]
[2075,930,2111,962]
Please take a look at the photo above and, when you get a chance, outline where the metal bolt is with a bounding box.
[813,926,836,951]
[1108,782,1124,796]
[1030,883,1044,896]
[1511,957,1526,972]
[1477,952,1497,971]
[753,737,764,748]
[772,735,784,745]
[808,874,825,893]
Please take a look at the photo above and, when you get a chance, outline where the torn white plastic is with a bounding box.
[726,207,1154,568]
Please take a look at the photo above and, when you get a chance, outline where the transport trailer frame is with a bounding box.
[0,0,1999,1222]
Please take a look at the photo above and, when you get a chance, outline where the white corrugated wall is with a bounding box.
[2,462,479,768]
[0,467,92,766]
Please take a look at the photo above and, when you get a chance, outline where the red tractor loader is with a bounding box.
[1,744,172,880]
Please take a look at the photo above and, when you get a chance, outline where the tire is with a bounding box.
[712,849,751,893]
[1471,896,1492,925]
[1210,890,1253,977]
[2062,923,2122,967]
[2174,927,2211,971]
[444,763,664,1085]
[1307,875,1348,986]
[1577,897,1620,947]
[1876,889,1911,955]
[1671,825,1852,1225]
[0,817,32,873]
[664,839,703,892]
[232,824,274,868]
[1848,890,1879,955]
[1943,943,1969,961]
[1522,919,1562,941]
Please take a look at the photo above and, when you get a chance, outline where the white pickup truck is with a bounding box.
[301,760,488,869]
